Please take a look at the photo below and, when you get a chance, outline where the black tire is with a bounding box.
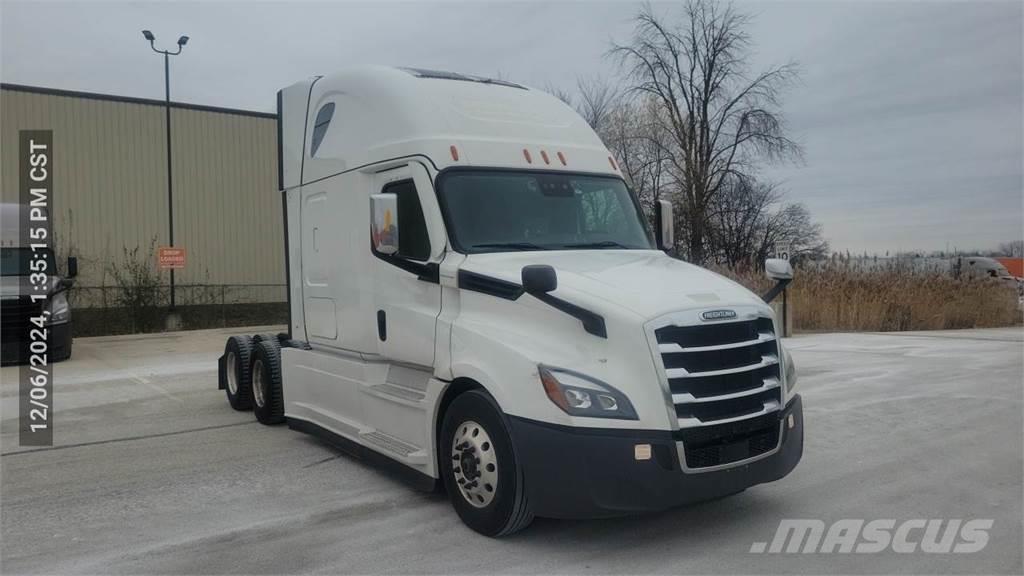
[251,332,279,345]
[440,390,533,537]
[252,339,285,425]
[224,335,254,410]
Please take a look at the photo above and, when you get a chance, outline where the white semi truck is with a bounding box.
[218,67,803,536]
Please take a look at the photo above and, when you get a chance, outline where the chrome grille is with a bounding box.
[655,316,782,430]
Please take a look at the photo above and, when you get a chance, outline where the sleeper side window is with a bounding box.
[383,180,430,261]
[310,102,335,157]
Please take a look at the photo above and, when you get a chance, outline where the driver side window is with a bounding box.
[382,180,430,261]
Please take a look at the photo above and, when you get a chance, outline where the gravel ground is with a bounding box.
[2,326,1021,574]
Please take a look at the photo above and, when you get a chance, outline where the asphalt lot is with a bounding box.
[2,326,1022,574]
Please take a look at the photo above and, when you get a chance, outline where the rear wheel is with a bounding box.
[224,335,254,410]
[252,339,285,425]
[440,390,533,537]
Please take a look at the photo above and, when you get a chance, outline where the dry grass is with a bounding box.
[715,261,1022,332]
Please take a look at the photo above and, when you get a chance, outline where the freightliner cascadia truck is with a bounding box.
[218,66,803,536]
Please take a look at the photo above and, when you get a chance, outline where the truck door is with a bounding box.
[371,162,444,369]
[300,188,338,344]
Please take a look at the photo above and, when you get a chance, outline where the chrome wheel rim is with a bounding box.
[451,420,498,508]
[226,351,238,395]
[252,359,266,408]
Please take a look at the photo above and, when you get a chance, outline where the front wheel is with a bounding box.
[440,390,533,537]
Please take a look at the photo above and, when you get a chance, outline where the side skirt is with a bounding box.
[287,417,438,492]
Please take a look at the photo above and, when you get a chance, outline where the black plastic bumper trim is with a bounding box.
[506,394,803,519]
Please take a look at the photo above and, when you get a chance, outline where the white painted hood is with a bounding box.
[461,250,767,319]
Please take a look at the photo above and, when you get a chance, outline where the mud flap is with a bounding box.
[217,354,227,390]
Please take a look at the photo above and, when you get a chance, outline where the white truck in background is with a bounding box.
[953,256,1017,283]
[218,67,803,536]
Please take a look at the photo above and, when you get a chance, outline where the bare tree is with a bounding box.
[575,76,619,133]
[998,240,1024,257]
[765,202,829,264]
[601,97,673,214]
[612,0,802,264]
[545,76,620,133]
[709,176,828,266]
[708,176,779,265]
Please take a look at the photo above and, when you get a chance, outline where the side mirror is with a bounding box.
[370,193,398,255]
[765,258,793,281]
[762,258,793,303]
[522,265,557,295]
[655,199,674,251]
[66,256,78,279]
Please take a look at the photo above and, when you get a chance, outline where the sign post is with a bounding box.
[774,242,791,337]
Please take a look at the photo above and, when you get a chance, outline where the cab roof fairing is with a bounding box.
[297,66,620,182]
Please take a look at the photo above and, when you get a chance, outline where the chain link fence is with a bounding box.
[68,284,288,337]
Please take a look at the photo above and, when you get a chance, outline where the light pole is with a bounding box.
[142,29,188,310]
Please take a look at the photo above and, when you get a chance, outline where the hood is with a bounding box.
[462,250,766,319]
[0,275,61,300]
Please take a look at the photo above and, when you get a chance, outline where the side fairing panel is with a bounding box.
[278,79,318,191]
[286,188,304,339]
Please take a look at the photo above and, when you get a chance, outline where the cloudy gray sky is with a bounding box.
[2,0,1021,254]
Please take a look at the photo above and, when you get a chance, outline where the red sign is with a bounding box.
[158,246,186,270]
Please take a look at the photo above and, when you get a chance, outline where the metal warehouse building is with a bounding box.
[0,84,284,315]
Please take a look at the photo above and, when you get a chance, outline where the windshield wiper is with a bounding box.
[562,241,632,249]
[471,242,550,251]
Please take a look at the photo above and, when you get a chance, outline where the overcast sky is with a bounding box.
[2,0,1021,254]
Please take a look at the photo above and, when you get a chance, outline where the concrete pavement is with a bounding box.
[2,326,1021,574]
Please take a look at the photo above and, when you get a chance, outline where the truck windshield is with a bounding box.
[0,247,54,277]
[438,170,654,253]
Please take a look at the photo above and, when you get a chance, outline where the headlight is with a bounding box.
[46,291,70,325]
[538,365,638,420]
[783,347,797,394]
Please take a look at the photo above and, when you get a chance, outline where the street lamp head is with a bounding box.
[177,35,189,46]
[142,29,155,41]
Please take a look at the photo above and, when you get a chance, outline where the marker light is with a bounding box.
[634,444,652,461]
[450,145,459,161]
[557,151,567,166]
[608,156,618,171]
[539,368,569,412]
[523,149,533,164]
[784,347,797,393]
[540,150,550,165]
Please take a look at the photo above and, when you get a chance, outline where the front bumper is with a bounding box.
[507,394,803,519]
[1,321,72,365]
